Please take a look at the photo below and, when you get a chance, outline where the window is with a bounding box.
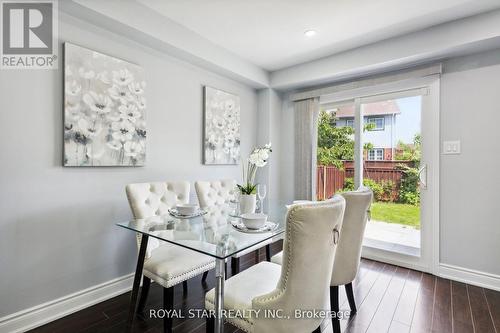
[345,119,354,128]
[367,117,385,131]
[368,148,384,161]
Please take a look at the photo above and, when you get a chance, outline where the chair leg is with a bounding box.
[137,276,151,315]
[330,285,341,333]
[231,257,240,276]
[312,326,322,333]
[345,282,357,314]
[182,280,188,294]
[265,244,271,261]
[202,271,208,282]
[163,287,174,333]
[206,316,215,333]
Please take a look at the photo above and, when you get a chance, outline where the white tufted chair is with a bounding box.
[195,179,274,275]
[126,181,216,332]
[271,189,373,333]
[205,197,346,333]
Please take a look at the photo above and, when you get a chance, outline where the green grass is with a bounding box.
[370,202,420,229]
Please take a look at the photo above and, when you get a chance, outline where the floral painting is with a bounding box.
[64,43,146,166]
[203,86,240,164]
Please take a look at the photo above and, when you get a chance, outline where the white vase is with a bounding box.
[239,194,257,214]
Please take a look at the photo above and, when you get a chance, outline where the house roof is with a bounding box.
[330,100,401,118]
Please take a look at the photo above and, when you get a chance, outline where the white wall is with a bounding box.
[277,48,500,278]
[0,14,257,318]
[440,49,500,276]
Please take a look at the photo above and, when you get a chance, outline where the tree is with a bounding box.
[317,110,373,168]
[394,133,421,163]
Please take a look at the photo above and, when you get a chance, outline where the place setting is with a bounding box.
[168,203,207,219]
[230,183,278,233]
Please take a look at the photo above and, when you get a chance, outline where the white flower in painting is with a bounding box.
[225,100,235,112]
[111,120,134,142]
[65,80,82,97]
[224,121,238,136]
[85,145,104,159]
[128,81,145,95]
[230,146,240,160]
[78,67,95,79]
[224,134,236,148]
[212,116,226,130]
[123,141,143,157]
[96,71,111,84]
[108,84,133,103]
[265,142,272,149]
[107,140,123,151]
[83,91,114,114]
[106,110,122,122]
[112,69,134,86]
[118,104,141,123]
[224,108,238,122]
[77,118,101,137]
[65,102,82,122]
[134,95,147,110]
[207,133,222,147]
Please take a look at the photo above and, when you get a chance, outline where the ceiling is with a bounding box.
[138,0,500,71]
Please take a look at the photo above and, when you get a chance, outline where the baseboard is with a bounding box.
[438,264,500,292]
[0,273,134,333]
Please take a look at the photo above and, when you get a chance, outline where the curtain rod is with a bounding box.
[291,63,442,102]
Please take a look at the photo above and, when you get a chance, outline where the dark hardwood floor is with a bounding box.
[29,242,499,333]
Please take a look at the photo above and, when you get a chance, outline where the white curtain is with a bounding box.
[294,98,320,200]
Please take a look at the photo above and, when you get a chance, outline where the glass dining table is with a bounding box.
[116,200,288,333]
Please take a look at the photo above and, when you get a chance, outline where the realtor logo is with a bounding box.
[1,0,58,69]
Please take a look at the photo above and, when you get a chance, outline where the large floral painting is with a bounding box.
[64,43,146,166]
[203,86,240,165]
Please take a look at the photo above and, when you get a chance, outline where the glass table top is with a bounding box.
[116,200,288,259]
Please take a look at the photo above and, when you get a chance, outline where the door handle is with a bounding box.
[418,164,427,189]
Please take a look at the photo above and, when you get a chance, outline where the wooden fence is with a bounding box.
[316,161,414,200]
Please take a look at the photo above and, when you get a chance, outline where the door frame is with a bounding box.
[320,75,440,274]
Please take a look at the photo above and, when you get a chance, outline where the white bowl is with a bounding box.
[176,204,198,215]
[241,213,267,229]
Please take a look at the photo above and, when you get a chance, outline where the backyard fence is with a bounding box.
[316,161,414,200]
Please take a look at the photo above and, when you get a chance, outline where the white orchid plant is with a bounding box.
[237,143,272,195]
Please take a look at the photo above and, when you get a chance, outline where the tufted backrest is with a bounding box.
[331,188,373,286]
[194,179,236,208]
[126,181,190,219]
[125,181,190,257]
[252,196,345,333]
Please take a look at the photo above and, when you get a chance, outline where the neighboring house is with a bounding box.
[329,100,400,161]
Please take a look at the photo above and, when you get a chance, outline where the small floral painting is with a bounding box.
[64,43,146,166]
[203,86,240,165]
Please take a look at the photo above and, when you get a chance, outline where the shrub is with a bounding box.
[342,177,394,202]
[397,164,420,205]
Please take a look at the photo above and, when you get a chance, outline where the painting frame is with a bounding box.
[63,42,147,167]
[203,86,241,165]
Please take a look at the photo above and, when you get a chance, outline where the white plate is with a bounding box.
[230,220,278,233]
[168,208,207,219]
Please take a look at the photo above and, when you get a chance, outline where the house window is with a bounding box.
[368,148,384,161]
[346,119,354,128]
[367,117,385,131]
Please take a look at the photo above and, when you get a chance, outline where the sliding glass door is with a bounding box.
[317,77,439,273]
